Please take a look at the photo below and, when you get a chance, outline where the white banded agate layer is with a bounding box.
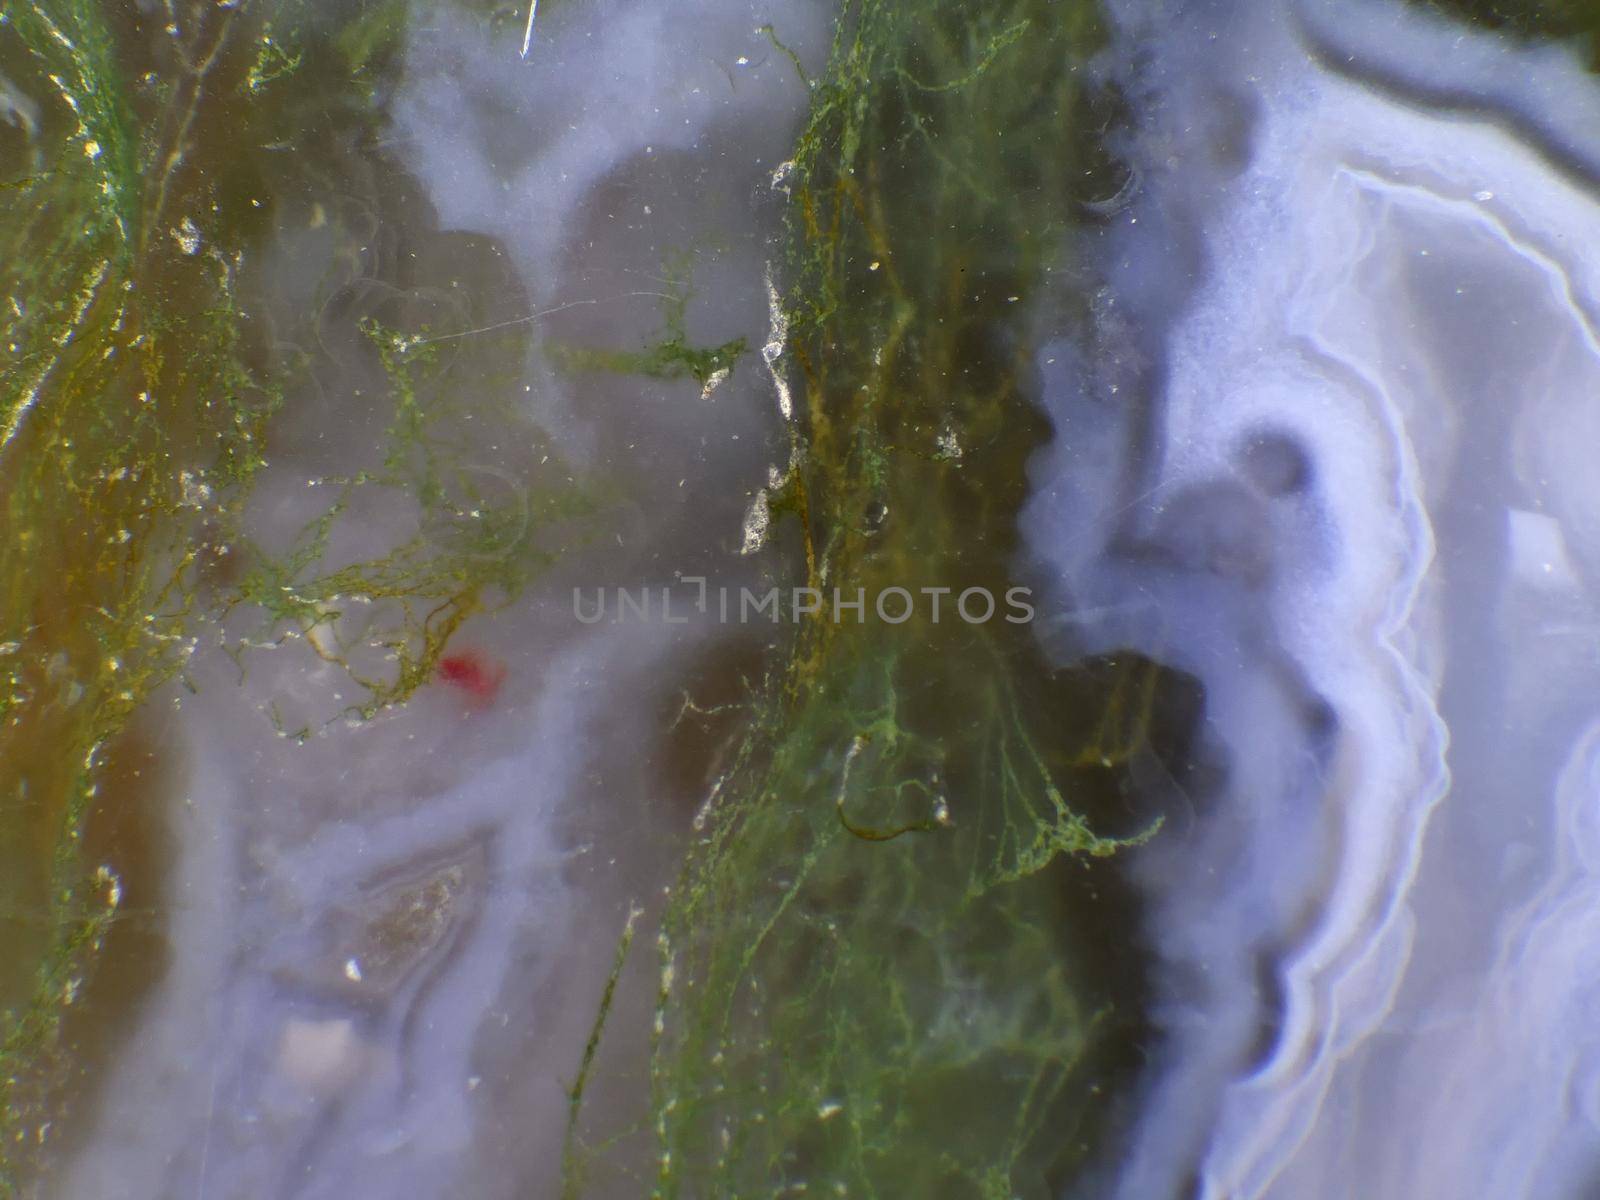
[1028,1,1600,1196]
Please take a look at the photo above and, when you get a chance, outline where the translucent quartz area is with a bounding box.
[1026,1,1600,1195]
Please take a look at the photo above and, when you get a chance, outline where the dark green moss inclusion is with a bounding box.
[561,1,1174,1196]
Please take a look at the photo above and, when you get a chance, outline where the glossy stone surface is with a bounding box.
[8,1,1600,1198]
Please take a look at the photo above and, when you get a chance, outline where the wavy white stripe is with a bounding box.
[1028,1,1600,1195]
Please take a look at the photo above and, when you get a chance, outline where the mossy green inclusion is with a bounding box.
[564,0,1159,1195]
[549,333,747,391]
[0,5,228,1179]
[0,2,575,1185]
[545,255,749,391]
[227,315,586,732]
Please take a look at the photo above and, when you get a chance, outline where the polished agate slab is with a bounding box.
[6,1,1600,1198]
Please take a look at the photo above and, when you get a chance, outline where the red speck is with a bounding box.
[437,650,506,707]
